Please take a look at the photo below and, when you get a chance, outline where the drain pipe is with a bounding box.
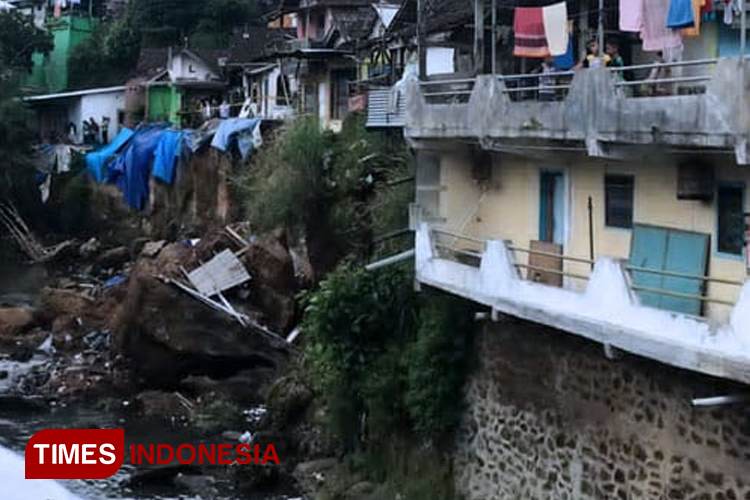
[691,395,746,407]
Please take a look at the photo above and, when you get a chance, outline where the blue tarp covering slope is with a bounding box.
[108,123,170,210]
[210,118,262,160]
[153,130,185,185]
[85,128,135,183]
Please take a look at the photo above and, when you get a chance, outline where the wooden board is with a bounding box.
[528,241,563,287]
[188,249,251,296]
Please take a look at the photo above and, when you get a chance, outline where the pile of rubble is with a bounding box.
[0,223,312,403]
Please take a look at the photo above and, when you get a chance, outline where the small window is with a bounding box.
[717,184,745,255]
[605,174,634,229]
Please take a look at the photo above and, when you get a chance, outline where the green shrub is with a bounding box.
[301,264,475,447]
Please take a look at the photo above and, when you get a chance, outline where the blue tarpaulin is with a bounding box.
[85,128,135,183]
[108,123,170,210]
[153,130,185,185]
[210,118,262,160]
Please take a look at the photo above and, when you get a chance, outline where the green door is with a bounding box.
[629,224,710,316]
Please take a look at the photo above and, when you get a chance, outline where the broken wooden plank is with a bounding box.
[187,249,251,296]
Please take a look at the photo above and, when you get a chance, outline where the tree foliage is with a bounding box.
[301,265,475,447]
[234,116,411,274]
[69,0,263,88]
[0,10,52,73]
[0,11,52,198]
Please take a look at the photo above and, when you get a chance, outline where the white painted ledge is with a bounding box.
[415,224,750,384]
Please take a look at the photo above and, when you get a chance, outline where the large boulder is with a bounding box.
[239,229,297,333]
[113,242,286,387]
[0,308,35,338]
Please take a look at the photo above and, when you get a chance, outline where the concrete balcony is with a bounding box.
[404,58,750,163]
[415,222,750,385]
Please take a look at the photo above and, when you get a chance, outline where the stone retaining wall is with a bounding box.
[454,319,750,500]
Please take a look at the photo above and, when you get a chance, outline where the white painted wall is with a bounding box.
[168,52,218,82]
[77,89,125,143]
[426,47,455,76]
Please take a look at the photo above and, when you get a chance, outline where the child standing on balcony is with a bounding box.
[535,56,557,101]
[574,39,611,70]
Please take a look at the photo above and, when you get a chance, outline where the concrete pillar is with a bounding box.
[731,281,750,344]
[415,222,434,271]
[480,239,520,296]
[585,258,639,310]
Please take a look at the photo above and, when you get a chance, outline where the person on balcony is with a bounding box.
[534,56,558,101]
[606,42,627,96]
[574,39,611,70]
[645,51,672,96]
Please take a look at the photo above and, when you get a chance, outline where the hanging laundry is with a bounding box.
[554,21,575,70]
[667,0,695,28]
[542,2,568,57]
[641,0,684,51]
[681,0,705,36]
[701,0,713,15]
[724,0,741,25]
[514,7,550,58]
[620,0,644,32]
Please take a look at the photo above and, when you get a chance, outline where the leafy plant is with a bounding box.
[301,264,475,448]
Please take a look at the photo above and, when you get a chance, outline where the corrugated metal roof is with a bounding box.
[366,87,405,128]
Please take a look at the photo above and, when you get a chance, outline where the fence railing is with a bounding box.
[415,57,722,104]
[419,78,476,105]
[508,245,593,282]
[499,70,577,102]
[624,264,744,308]
[610,57,718,97]
[426,228,744,315]
[430,228,486,266]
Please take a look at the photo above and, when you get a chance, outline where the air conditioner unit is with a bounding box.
[677,163,714,201]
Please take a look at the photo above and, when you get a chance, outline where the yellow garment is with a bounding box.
[680,0,705,37]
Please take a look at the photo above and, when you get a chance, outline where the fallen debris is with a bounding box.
[0,202,75,264]
[187,249,251,296]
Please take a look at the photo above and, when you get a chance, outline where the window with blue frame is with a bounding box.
[717,184,745,256]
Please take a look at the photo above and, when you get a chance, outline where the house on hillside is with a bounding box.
[23,11,98,94]
[141,47,228,127]
[400,0,750,386]
[265,0,380,130]
[25,85,126,145]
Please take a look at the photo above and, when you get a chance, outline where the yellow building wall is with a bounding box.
[433,151,749,322]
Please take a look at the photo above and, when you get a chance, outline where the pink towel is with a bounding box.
[640,0,683,51]
[620,0,643,32]
[514,7,550,58]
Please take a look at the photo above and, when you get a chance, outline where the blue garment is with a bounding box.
[210,118,262,160]
[553,37,575,70]
[153,130,185,185]
[85,128,134,183]
[107,124,170,210]
[667,0,694,28]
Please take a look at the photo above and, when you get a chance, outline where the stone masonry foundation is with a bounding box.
[454,319,750,500]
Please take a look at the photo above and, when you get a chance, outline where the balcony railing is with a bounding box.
[419,77,476,105]
[416,221,750,384]
[428,226,744,317]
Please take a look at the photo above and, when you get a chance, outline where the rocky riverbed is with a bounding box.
[0,226,343,499]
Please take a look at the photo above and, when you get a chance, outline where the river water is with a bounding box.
[0,258,299,500]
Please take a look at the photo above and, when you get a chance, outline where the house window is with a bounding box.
[604,174,634,229]
[717,184,745,255]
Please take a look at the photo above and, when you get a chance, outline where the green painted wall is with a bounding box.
[147,86,181,125]
[26,16,96,93]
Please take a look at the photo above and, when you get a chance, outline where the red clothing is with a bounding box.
[514,7,550,58]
